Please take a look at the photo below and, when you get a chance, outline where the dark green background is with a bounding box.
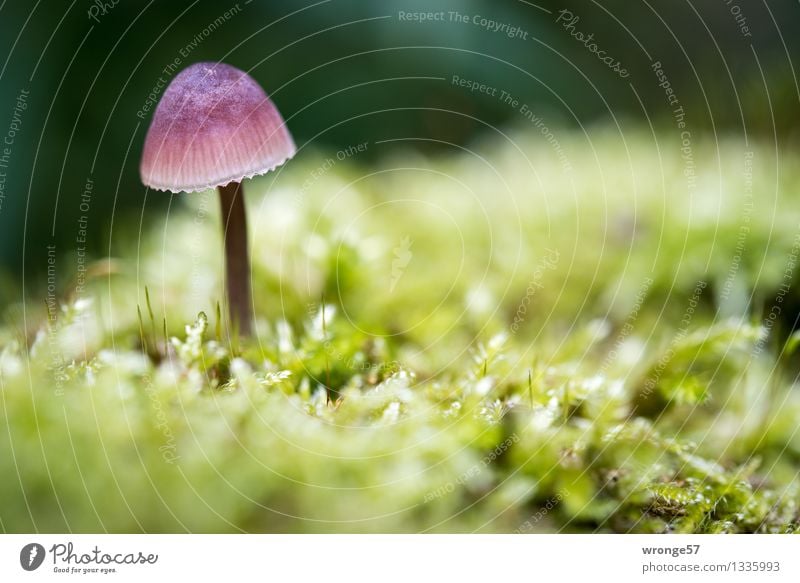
[0,0,798,291]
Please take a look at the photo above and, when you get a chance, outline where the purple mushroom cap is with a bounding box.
[140,62,296,193]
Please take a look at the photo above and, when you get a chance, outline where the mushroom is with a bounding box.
[140,62,295,336]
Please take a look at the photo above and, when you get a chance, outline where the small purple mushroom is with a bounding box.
[140,62,296,336]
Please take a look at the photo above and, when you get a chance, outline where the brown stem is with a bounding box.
[218,181,252,336]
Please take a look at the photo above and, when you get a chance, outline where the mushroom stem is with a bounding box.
[218,181,252,336]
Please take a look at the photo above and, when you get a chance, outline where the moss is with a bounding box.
[1,131,799,532]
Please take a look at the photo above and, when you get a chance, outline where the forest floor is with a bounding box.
[2,130,799,532]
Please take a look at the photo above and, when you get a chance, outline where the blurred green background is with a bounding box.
[0,0,798,290]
